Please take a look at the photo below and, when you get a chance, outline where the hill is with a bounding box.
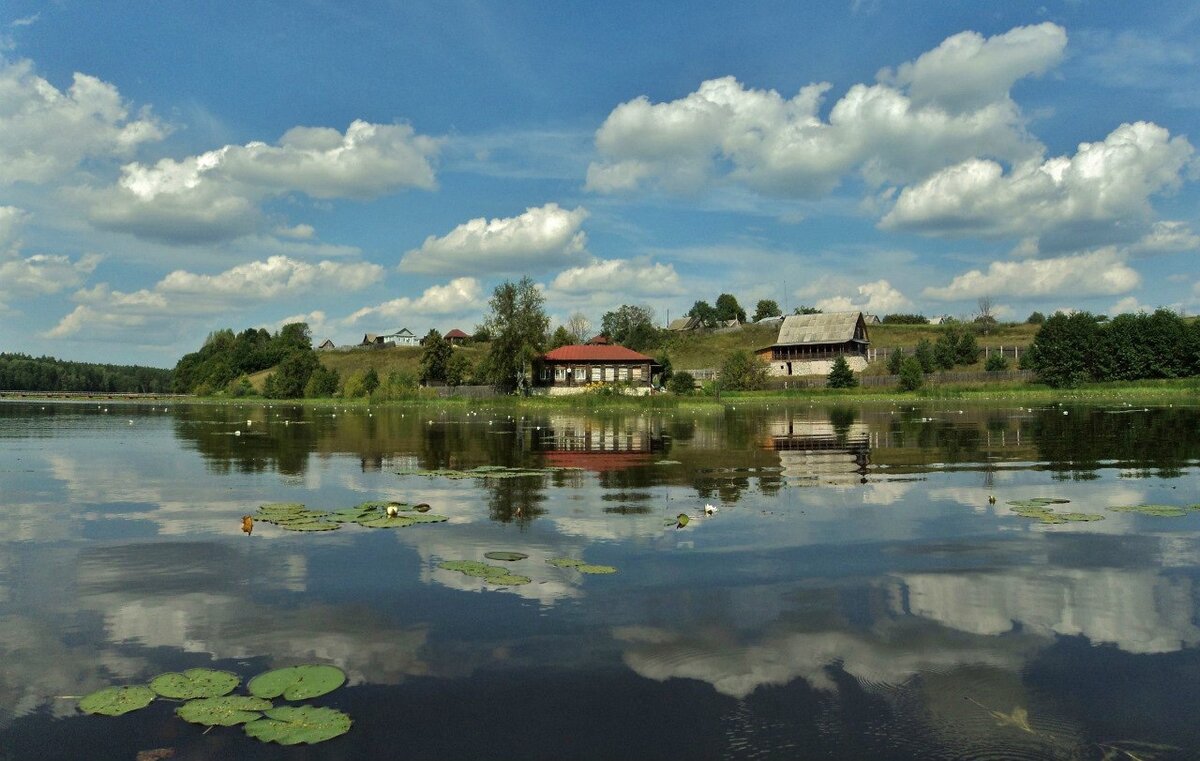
[247,343,491,392]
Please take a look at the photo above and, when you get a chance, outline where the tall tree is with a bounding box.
[548,325,574,349]
[566,312,591,344]
[715,293,746,323]
[687,300,718,328]
[420,329,452,383]
[601,304,656,348]
[483,276,549,392]
[753,299,781,322]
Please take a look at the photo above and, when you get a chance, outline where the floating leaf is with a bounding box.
[1007,498,1071,508]
[256,502,307,516]
[675,513,690,528]
[438,560,530,585]
[150,668,239,699]
[484,551,528,562]
[276,520,340,531]
[354,514,417,528]
[176,696,273,726]
[244,706,352,745]
[79,685,156,716]
[547,558,616,574]
[247,665,346,701]
[1109,504,1192,517]
[546,557,584,569]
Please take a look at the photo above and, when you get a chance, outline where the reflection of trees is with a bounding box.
[172,404,330,475]
[1033,407,1200,480]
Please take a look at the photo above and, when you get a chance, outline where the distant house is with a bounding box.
[585,334,611,345]
[445,328,469,345]
[667,315,703,332]
[537,344,661,396]
[755,311,870,377]
[360,333,384,347]
[379,327,418,346]
[864,314,881,325]
[928,315,954,325]
[317,338,336,350]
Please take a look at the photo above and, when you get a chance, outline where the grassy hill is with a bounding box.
[247,344,490,392]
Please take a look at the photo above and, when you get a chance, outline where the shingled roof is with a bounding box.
[773,311,868,346]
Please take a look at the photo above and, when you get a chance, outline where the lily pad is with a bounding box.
[247,665,346,701]
[1006,498,1071,508]
[675,513,690,528]
[484,551,528,562]
[256,503,308,516]
[654,460,681,465]
[354,514,417,528]
[244,706,352,745]
[1109,504,1191,517]
[150,668,240,699]
[79,685,156,716]
[177,696,273,726]
[275,520,340,531]
[547,558,616,574]
[437,560,530,585]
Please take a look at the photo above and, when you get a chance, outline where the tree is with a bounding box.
[655,349,673,386]
[1026,311,1102,388]
[362,367,380,395]
[955,329,981,365]
[897,356,924,391]
[714,293,746,323]
[976,296,995,334]
[826,356,857,388]
[667,371,695,394]
[445,353,473,387]
[419,329,452,383]
[882,314,928,325]
[753,299,782,322]
[719,350,770,390]
[304,364,340,397]
[933,330,958,370]
[566,312,591,344]
[483,276,549,392]
[1026,311,1046,325]
[984,354,1009,372]
[886,347,905,375]
[687,300,718,328]
[913,339,935,373]
[794,305,822,315]
[601,304,657,348]
[264,350,318,398]
[548,326,574,349]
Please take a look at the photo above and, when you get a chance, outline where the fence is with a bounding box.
[767,369,1034,389]
[867,345,1024,362]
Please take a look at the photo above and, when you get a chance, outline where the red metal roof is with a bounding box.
[542,344,656,362]
[445,328,469,338]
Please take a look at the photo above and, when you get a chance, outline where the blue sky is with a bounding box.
[1,1,1198,366]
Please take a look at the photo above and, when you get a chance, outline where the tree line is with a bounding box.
[0,353,173,393]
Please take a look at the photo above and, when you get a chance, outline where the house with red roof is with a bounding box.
[444,328,469,345]
[537,344,660,395]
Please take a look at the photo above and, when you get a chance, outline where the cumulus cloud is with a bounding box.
[0,58,165,184]
[586,24,1063,197]
[814,279,910,313]
[44,256,380,339]
[0,206,101,309]
[923,248,1140,301]
[86,120,441,244]
[881,122,1194,242]
[345,277,482,325]
[1127,220,1200,256]
[548,258,684,296]
[1110,296,1152,315]
[399,203,588,275]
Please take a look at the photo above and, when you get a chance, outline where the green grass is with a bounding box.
[247,344,489,392]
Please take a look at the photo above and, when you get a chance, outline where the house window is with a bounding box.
[555,367,566,381]
[604,366,616,381]
[575,366,587,380]
[631,367,643,380]
[591,366,602,382]
[618,367,629,381]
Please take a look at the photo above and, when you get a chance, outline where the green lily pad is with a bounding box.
[1009,502,1104,524]
[484,551,528,562]
[276,519,340,531]
[244,705,352,745]
[256,503,308,515]
[354,514,417,528]
[177,695,273,726]
[247,665,346,701]
[1007,498,1071,508]
[675,513,690,528]
[79,685,156,716]
[150,668,240,699]
[1109,504,1191,517]
[437,560,530,585]
[547,558,616,574]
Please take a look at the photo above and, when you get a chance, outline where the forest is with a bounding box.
[0,353,173,393]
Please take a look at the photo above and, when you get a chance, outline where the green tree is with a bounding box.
[898,356,924,391]
[886,347,905,375]
[794,305,822,315]
[362,367,380,395]
[720,350,770,390]
[484,276,549,392]
[419,329,452,383]
[933,330,958,370]
[687,300,718,328]
[1027,311,1102,388]
[826,355,857,388]
[601,304,656,347]
[984,353,1009,372]
[913,339,935,373]
[715,293,746,323]
[667,371,696,394]
[445,353,473,387]
[264,350,318,398]
[753,299,782,322]
[955,329,981,365]
[548,325,574,349]
[304,364,340,397]
[882,314,928,324]
[1026,311,1046,325]
[655,349,673,386]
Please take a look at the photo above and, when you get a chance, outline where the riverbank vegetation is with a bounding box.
[0,353,172,393]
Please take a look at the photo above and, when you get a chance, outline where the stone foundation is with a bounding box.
[767,356,868,377]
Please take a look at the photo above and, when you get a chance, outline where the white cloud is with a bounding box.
[399,203,588,275]
[1110,296,1151,315]
[1127,220,1200,256]
[586,24,1062,198]
[44,256,380,339]
[881,122,1194,241]
[548,258,684,297]
[815,279,910,313]
[0,206,101,307]
[0,205,26,251]
[86,120,441,244]
[274,223,315,240]
[923,248,1140,301]
[0,58,165,184]
[345,277,482,325]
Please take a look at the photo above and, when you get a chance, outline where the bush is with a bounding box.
[913,339,935,373]
[304,364,340,397]
[881,313,929,325]
[984,354,1009,372]
[826,356,857,388]
[886,347,904,375]
[719,350,770,390]
[1027,311,1102,388]
[667,371,696,395]
[1026,311,1046,325]
[897,357,924,391]
[445,353,473,387]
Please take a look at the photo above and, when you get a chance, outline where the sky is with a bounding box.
[1,1,1198,367]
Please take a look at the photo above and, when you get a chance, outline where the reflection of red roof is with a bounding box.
[543,344,656,362]
[445,328,469,339]
[544,451,654,472]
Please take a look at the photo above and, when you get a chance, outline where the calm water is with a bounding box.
[2,399,1200,760]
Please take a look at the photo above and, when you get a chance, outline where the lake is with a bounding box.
[2,399,1200,760]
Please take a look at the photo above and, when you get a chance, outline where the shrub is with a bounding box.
[667,371,696,395]
[719,350,770,390]
[304,365,340,397]
[984,354,1009,372]
[881,313,929,325]
[897,357,924,391]
[826,356,857,388]
[886,347,904,375]
[913,339,935,373]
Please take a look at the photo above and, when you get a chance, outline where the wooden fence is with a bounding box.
[866,345,1025,362]
[767,369,1035,389]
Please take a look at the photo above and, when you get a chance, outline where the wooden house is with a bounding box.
[585,334,611,345]
[536,344,660,396]
[317,338,336,350]
[381,327,418,346]
[360,333,384,347]
[667,315,703,332]
[445,328,469,345]
[756,311,870,377]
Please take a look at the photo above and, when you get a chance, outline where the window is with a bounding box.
[555,367,566,381]
[604,366,616,381]
[618,367,629,381]
[631,367,643,380]
[575,366,586,380]
[590,366,602,382]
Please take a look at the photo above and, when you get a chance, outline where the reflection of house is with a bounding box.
[445,328,469,345]
[317,338,335,350]
[536,344,660,396]
[533,414,665,471]
[756,311,870,377]
[766,419,871,483]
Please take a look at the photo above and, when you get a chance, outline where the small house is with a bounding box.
[755,311,870,377]
[667,315,703,332]
[585,334,611,345]
[360,333,384,347]
[381,327,418,346]
[537,344,660,396]
[317,338,336,350]
[445,328,469,345]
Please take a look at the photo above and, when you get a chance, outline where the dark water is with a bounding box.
[2,399,1200,760]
